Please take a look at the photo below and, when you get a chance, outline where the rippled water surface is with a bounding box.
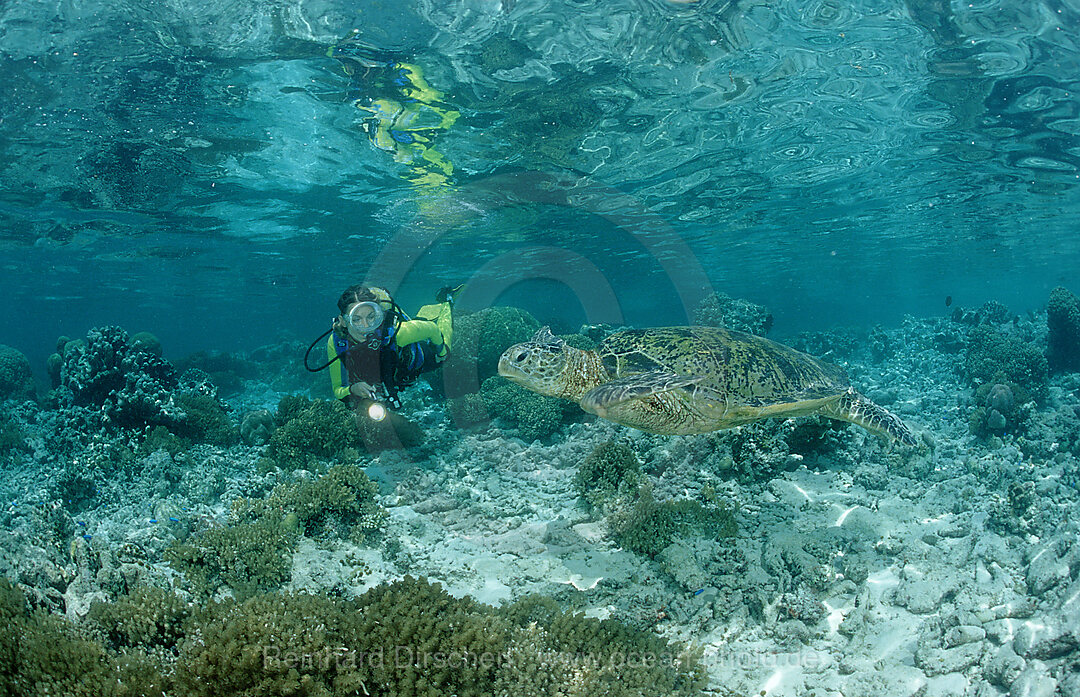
[1,0,1078,361]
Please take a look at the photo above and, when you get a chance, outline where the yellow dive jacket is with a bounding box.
[328,301,453,401]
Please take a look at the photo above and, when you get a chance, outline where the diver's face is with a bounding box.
[348,303,380,328]
[343,301,385,340]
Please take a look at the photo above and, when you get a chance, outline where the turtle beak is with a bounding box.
[497,349,522,381]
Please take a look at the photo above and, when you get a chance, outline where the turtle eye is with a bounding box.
[515,351,528,362]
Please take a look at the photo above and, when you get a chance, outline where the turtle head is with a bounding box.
[498,327,577,397]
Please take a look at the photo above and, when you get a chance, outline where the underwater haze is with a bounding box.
[3,1,1080,696]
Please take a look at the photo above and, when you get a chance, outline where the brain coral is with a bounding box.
[0,344,35,402]
[1048,286,1080,373]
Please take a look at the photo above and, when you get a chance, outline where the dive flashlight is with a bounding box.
[358,399,388,421]
[366,401,387,422]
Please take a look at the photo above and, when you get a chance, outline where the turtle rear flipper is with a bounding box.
[823,388,918,446]
[581,372,706,417]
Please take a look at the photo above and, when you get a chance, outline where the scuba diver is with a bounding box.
[306,284,463,419]
[328,35,460,192]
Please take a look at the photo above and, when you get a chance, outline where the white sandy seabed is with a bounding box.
[290,319,1080,697]
[4,315,1079,697]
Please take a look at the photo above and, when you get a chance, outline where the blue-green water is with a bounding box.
[2,0,1077,367]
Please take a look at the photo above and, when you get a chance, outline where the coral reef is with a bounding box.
[87,585,192,652]
[54,327,236,441]
[174,349,261,396]
[0,418,29,456]
[45,352,63,388]
[1047,285,1080,373]
[969,381,1034,439]
[950,299,1013,326]
[0,344,36,402]
[0,578,168,696]
[446,391,490,429]
[239,408,276,445]
[234,464,387,544]
[964,325,1048,402]
[267,396,360,470]
[128,331,163,357]
[164,518,297,599]
[173,392,237,446]
[480,375,570,441]
[171,576,705,697]
[574,440,643,510]
[139,425,185,456]
[692,292,773,336]
[0,576,705,697]
[608,485,736,558]
[168,465,386,598]
[442,306,541,394]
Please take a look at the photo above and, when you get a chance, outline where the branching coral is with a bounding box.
[607,485,736,558]
[267,396,360,470]
[87,585,192,652]
[0,578,168,697]
[235,464,387,544]
[574,441,643,510]
[2,575,707,697]
[164,518,297,599]
[480,376,569,441]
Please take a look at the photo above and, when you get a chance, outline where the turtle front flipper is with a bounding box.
[580,372,705,417]
[823,388,918,446]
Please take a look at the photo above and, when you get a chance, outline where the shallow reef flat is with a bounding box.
[1,297,1080,696]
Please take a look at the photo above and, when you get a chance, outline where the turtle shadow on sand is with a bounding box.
[498,326,918,446]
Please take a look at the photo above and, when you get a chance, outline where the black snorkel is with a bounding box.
[303,324,343,372]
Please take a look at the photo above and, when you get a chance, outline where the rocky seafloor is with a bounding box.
[1,291,1079,696]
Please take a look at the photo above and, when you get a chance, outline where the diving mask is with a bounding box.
[344,301,385,340]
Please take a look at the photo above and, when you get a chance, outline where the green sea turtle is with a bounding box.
[498,326,917,445]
